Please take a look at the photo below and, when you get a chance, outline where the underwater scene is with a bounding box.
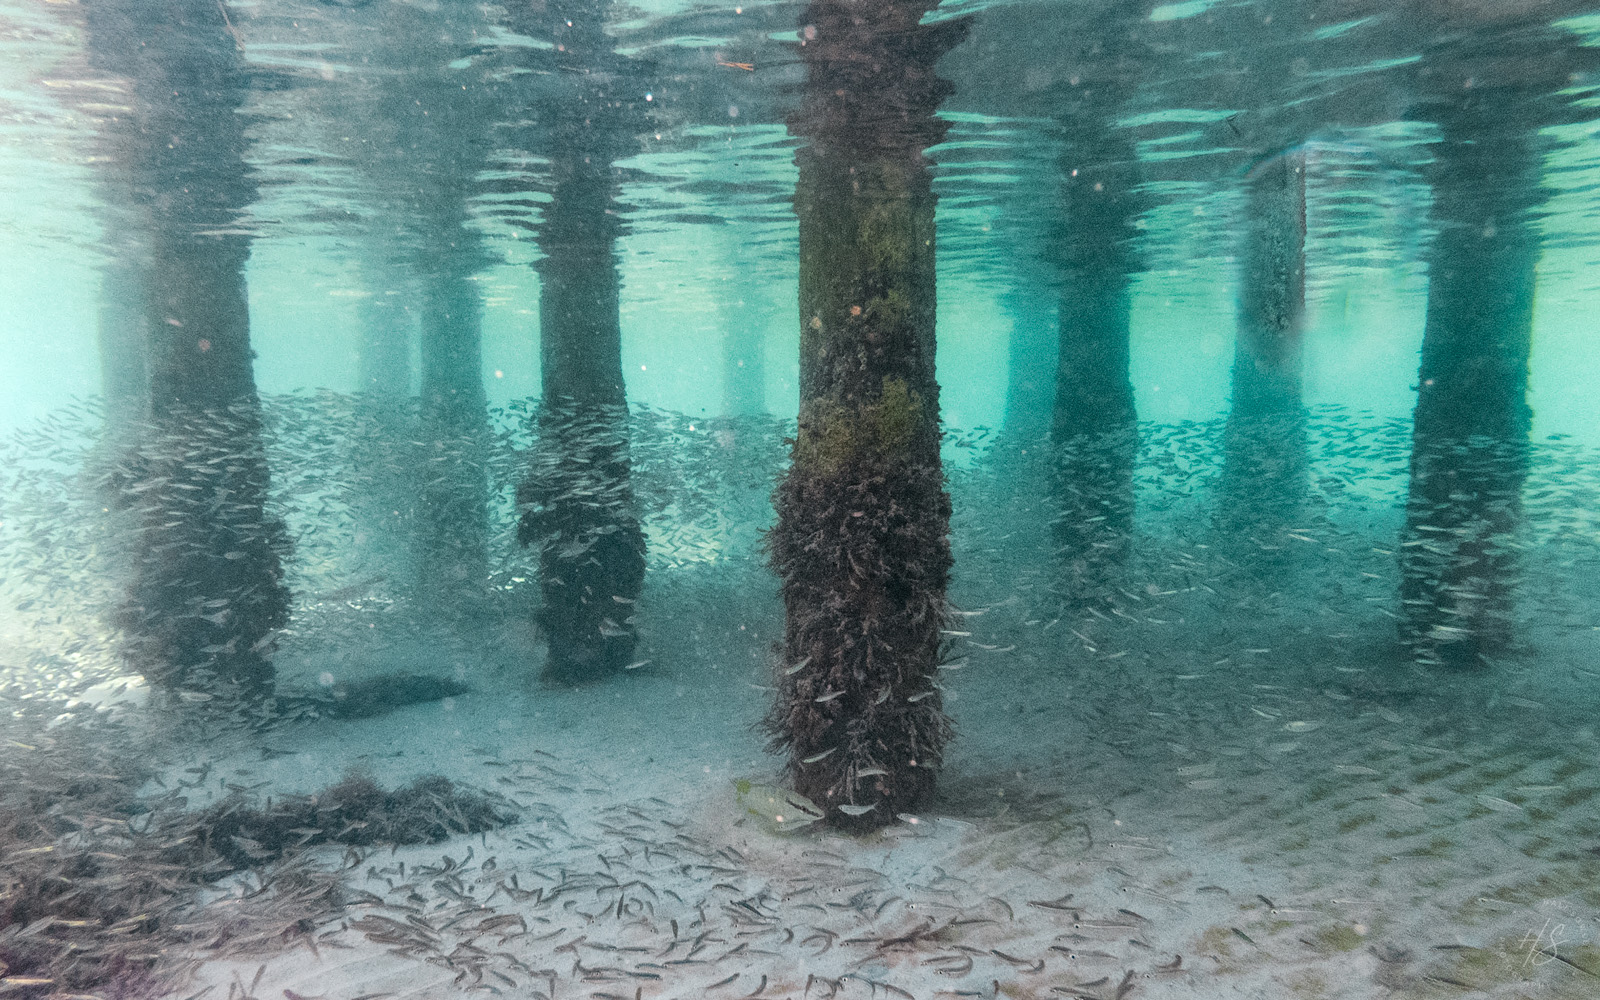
[6,0,1600,997]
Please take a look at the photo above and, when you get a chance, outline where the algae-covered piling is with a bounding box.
[767,0,967,832]
[85,0,290,698]
[413,264,493,619]
[509,0,650,684]
[1400,88,1541,668]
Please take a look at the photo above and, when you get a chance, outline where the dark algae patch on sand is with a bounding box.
[0,708,516,998]
[188,772,518,872]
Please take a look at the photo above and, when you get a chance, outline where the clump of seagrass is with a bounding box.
[185,773,518,873]
[0,706,516,998]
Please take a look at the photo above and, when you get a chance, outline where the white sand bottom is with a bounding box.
[159,633,1600,1000]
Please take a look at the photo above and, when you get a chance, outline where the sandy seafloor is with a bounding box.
[73,603,1600,1000]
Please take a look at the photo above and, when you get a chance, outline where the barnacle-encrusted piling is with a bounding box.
[767,0,967,832]
[1401,89,1541,668]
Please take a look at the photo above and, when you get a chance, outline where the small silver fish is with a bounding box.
[1477,794,1522,813]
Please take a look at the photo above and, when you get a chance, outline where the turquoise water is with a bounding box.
[5,1,1600,998]
[3,1,1598,439]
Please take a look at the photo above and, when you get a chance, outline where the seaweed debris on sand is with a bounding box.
[188,771,518,872]
[0,704,516,999]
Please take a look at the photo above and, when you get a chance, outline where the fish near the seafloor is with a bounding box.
[1050,946,1117,960]
[1114,970,1137,999]
[736,781,823,831]
[1119,883,1186,908]
[313,573,387,603]
[991,950,1045,973]
[801,928,837,954]
[930,953,973,976]
[1071,920,1139,932]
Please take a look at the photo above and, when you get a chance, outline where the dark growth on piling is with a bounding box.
[508,0,652,684]
[765,0,968,832]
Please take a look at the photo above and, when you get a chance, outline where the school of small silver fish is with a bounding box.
[3,391,1600,1000]
[5,398,1600,705]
